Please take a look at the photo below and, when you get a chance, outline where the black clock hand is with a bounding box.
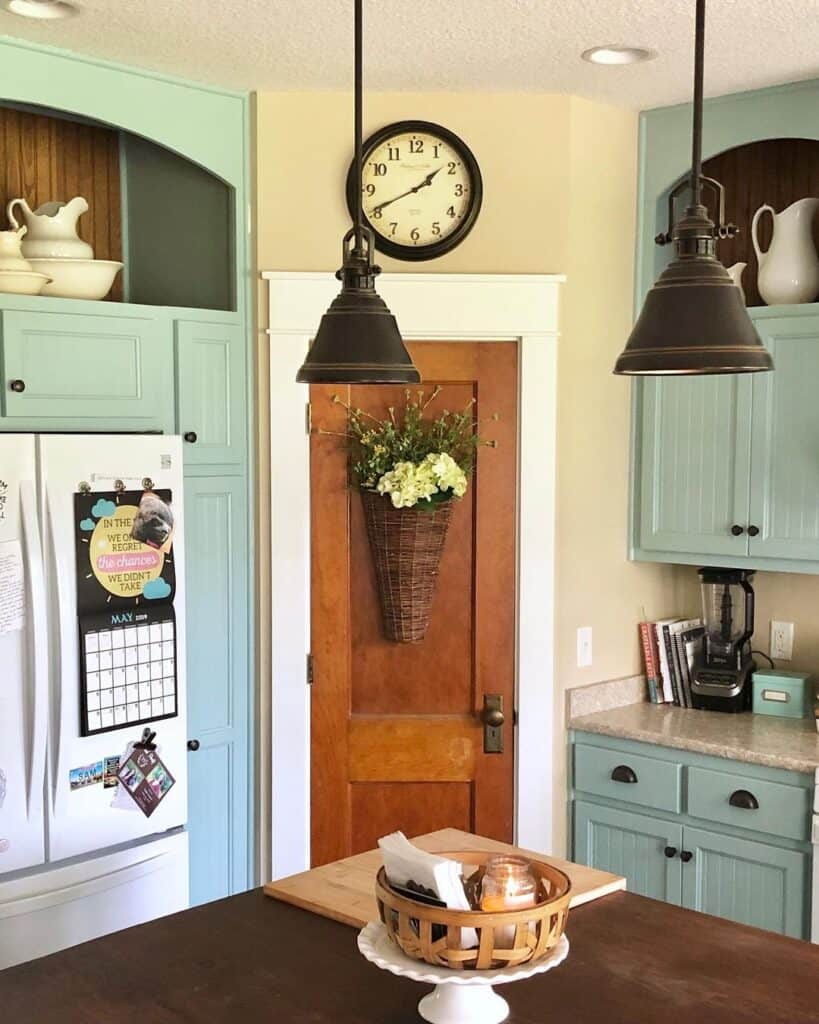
[370,167,443,215]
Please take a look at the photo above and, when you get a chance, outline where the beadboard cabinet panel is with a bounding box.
[748,318,819,561]
[682,826,808,939]
[637,373,752,556]
[574,801,682,904]
[176,321,245,465]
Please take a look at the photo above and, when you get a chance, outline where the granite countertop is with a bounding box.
[570,700,819,774]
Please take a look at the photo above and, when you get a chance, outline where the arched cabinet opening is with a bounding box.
[656,138,819,308]
[0,100,235,312]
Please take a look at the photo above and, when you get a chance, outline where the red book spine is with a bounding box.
[639,622,661,703]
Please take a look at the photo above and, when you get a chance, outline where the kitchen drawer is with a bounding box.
[687,766,811,842]
[574,743,682,813]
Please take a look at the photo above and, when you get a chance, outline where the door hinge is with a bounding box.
[306,402,313,435]
[306,653,314,686]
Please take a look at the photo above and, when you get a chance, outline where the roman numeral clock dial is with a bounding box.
[346,120,483,261]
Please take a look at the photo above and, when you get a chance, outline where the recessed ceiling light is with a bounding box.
[581,45,656,65]
[3,0,78,19]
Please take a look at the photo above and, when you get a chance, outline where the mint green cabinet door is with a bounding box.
[184,473,250,905]
[637,374,753,555]
[574,801,682,903]
[0,311,172,430]
[748,317,819,560]
[681,826,808,938]
[176,322,245,465]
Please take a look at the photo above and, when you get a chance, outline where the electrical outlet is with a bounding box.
[577,626,593,668]
[770,620,794,661]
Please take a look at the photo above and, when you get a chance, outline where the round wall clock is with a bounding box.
[346,120,483,261]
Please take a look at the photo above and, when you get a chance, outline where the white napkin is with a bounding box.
[378,831,477,946]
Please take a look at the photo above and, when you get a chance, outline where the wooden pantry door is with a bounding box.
[309,341,518,865]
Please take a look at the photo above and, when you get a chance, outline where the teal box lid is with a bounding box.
[752,669,813,719]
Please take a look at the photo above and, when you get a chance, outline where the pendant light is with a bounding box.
[613,0,773,375]
[296,1,420,385]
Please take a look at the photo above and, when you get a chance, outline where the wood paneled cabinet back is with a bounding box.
[0,106,123,300]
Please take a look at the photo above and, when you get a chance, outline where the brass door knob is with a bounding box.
[482,706,505,729]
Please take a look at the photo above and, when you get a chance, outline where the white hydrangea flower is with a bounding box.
[375,453,468,509]
[426,452,468,497]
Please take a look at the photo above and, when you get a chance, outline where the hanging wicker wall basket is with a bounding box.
[361,490,455,643]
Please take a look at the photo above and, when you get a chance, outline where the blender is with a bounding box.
[691,568,756,712]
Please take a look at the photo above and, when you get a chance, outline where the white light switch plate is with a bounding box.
[577,626,593,668]
[770,620,794,661]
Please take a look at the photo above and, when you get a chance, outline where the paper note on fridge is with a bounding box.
[0,539,25,636]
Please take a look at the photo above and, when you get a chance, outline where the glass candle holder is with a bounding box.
[480,855,538,947]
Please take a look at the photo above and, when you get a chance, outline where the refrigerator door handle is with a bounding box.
[45,486,70,818]
[20,480,48,821]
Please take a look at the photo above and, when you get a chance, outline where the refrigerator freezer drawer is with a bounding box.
[0,830,188,969]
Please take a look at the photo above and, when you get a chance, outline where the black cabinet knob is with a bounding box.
[730,524,744,536]
[729,788,759,810]
[680,850,694,863]
[183,431,198,444]
[610,764,638,784]
[187,739,200,751]
[664,846,678,859]
[747,525,760,537]
[9,379,25,393]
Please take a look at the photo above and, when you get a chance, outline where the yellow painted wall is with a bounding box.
[255,91,686,857]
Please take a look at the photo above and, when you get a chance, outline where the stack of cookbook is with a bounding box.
[639,617,704,707]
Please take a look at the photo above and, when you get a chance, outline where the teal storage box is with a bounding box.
[752,670,812,718]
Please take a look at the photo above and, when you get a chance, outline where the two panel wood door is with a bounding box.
[309,342,518,865]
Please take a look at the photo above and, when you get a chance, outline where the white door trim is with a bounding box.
[264,271,563,880]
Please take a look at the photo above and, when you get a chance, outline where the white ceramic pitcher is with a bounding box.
[726,261,747,304]
[6,196,93,259]
[752,197,819,305]
[0,226,33,271]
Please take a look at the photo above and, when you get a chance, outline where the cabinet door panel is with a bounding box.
[574,801,682,904]
[184,474,250,905]
[176,321,245,465]
[0,311,171,428]
[681,826,808,939]
[637,375,752,555]
[749,318,819,560]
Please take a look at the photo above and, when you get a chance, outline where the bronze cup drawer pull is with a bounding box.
[729,788,759,810]
[610,764,638,784]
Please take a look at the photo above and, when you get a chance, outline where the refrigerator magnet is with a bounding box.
[68,760,104,790]
[103,755,121,788]
[116,744,175,819]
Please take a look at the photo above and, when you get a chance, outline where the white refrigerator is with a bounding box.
[0,434,189,970]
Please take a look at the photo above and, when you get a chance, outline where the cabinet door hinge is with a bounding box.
[306,653,314,686]
[306,402,313,435]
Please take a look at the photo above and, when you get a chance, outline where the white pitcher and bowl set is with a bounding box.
[0,196,122,300]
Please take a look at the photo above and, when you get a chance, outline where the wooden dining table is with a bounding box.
[1,883,817,1023]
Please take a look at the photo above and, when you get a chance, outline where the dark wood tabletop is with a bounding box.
[1,889,817,1023]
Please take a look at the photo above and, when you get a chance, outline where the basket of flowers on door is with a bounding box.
[328,388,496,643]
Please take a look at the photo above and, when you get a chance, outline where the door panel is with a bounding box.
[310,342,517,864]
[682,825,808,938]
[638,374,752,555]
[184,473,249,905]
[749,318,819,560]
[574,801,682,903]
[1,312,171,429]
[0,435,46,875]
[176,321,245,465]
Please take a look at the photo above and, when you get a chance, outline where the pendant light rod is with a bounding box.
[353,0,364,255]
[690,0,705,207]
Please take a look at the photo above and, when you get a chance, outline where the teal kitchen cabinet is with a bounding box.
[682,826,808,937]
[176,321,246,465]
[0,310,173,432]
[574,801,682,903]
[184,472,250,904]
[571,733,813,938]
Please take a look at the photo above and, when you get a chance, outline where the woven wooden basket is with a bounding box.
[375,851,571,971]
[361,490,455,643]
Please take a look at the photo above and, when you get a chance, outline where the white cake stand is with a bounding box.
[357,921,570,1024]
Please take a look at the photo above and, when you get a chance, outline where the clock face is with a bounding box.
[346,121,483,261]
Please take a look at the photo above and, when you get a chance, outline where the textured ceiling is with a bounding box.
[1,0,817,109]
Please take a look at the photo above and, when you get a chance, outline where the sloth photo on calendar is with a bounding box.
[130,490,175,550]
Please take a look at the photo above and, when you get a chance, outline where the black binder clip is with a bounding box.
[135,728,157,751]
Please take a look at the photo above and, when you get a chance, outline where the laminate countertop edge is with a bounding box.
[570,703,819,774]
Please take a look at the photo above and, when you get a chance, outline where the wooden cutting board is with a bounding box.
[264,828,625,928]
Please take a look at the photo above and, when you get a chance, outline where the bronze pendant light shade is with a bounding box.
[296,0,420,385]
[614,0,773,376]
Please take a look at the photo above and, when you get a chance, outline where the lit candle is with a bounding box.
[480,856,537,947]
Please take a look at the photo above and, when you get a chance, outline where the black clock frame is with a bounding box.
[345,120,483,262]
